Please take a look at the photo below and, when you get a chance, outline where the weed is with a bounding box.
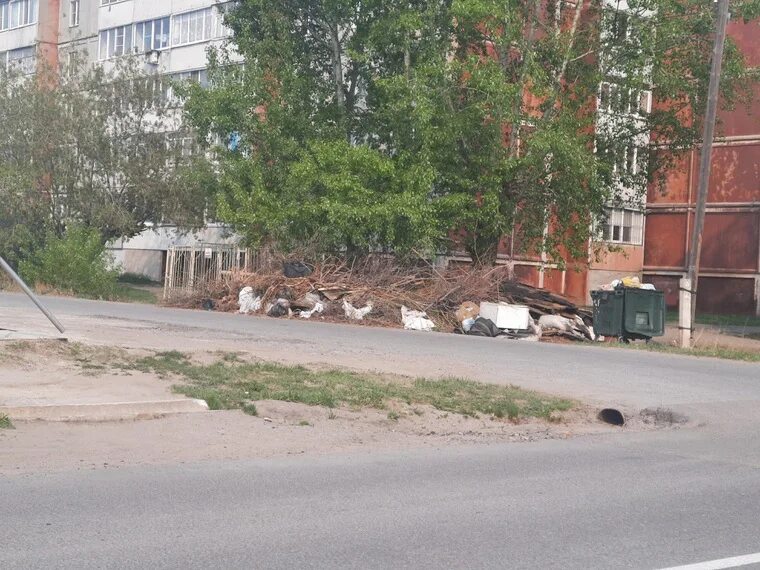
[112,284,157,304]
[0,414,14,430]
[327,410,337,420]
[19,226,119,299]
[606,341,760,363]
[118,273,158,286]
[667,311,760,329]
[133,351,575,422]
[242,403,258,416]
[298,420,311,426]
[387,411,400,421]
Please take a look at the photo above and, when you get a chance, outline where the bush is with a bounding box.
[19,226,120,299]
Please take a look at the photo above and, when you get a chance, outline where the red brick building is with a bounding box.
[493,19,760,316]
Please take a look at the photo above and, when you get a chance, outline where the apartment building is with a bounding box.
[68,1,239,281]
[5,2,759,312]
[0,0,238,280]
[470,14,760,316]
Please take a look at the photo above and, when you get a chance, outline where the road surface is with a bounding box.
[3,434,760,570]
[2,293,760,569]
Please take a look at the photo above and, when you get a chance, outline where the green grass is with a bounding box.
[666,311,760,329]
[118,273,159,286]
[127,351,575,422]
[0,414,14,430]
[603,340,760,363]
[112,284,158,304]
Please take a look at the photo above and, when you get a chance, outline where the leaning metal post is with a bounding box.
[0,255,66,334]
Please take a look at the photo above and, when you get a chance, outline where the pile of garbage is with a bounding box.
[454,300,596,342]
[598,275,656,291]
[187,257,598,340]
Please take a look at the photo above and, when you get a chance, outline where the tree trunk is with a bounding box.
[329,24,345,109]
[466,234,499,267]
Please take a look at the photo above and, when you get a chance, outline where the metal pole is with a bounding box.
[684,0,730,345]
[0,256,66,334]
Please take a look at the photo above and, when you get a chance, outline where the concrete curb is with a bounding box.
[0,330,67,342]
[0,399,209,422]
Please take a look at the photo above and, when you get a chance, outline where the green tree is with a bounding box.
[0,56,212,256]
[19,225,120,299]
[186,0,759,263]
[184,0,445,257]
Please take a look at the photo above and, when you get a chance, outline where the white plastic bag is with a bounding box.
[238,287,262,314]
[401,306,436,332]
[343,299,372,320]
[300,302,325,319]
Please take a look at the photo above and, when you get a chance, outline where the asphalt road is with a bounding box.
[3,436,760,570]
[3,293,760,569]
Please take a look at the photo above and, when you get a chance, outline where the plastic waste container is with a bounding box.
[591,287,665,342]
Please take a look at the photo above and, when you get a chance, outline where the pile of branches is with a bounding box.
[174,254,583,332]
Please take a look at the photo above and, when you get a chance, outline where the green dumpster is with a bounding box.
[591,287,665,342]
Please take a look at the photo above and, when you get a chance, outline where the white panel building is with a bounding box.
[1,0,240,281]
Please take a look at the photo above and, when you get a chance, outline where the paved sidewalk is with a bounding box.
[0,340,207,421]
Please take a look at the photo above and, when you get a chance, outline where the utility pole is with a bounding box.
[681,0,731,348]
[0,256,65,334]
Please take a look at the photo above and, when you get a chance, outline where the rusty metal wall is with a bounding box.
[644,20,760,316]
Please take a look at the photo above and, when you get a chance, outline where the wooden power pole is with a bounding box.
[681,0,731,348]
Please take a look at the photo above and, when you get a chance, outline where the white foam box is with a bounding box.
[479,302,531,330]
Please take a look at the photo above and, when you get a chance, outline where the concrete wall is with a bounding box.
[107,225,241,281]
[58,0,99,63]
[110,249,165,282]
[0,23,39,52]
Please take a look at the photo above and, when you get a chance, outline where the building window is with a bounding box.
[100,0,121,5]
[599,82,651,116]
[1,45,36,75]
[171,7,227,47]
[0,0,38,31]
[135,17,170,53]
[600,208,644,245]
[69,0,79,27]
[173,68,208,86]
[66,51,76,74]
[167,69,208,104]
[99,24,133,60]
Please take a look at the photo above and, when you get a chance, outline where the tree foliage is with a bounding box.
[19,225,120,299]
[0,56,211,260]
[186,0,759,263]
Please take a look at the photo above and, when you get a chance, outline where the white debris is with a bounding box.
[300,302,325,319]
[343,299,373,320]
[401,306,436,332]
[538,314,574,332]
[461,317,476,333]
[238,287,262,314]
[539,314,594,341]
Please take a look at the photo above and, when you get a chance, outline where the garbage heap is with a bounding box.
[193,258,601,341]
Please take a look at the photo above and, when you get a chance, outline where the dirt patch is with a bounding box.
[0,403,626,476]
[0,339,684,475]
[661,325,760,353]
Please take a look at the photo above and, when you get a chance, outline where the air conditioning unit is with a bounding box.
[145,50,161,66]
